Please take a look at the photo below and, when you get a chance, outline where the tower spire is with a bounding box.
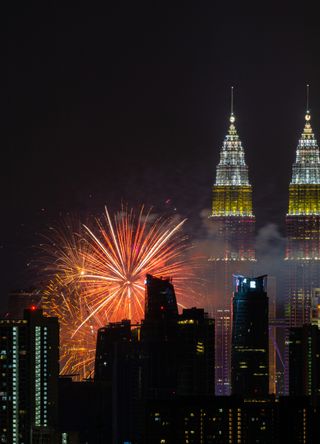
[230,86,235,123]
[305,84,311,124]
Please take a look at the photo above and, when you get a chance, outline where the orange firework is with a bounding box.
[42,206,195,380]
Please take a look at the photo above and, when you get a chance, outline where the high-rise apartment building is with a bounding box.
[0,307,59,443]
[210,96,256,394]
[231,275,269,397]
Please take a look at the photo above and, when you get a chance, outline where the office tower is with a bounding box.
[94,320,140,443]
[285,107,320,327]
[231,275,269,396]
[142,274,179,400]
[210,94,256,394]
[144,273,179,322]
[177,308,215,396]
[289,324,320,397]
[0,307,59,443]
[94,319,132,381]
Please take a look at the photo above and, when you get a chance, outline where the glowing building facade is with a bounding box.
[285,110,320,328]
[0,308,59,443]
[210,109,255,395]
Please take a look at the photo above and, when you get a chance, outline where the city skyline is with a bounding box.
[3,5,320,442]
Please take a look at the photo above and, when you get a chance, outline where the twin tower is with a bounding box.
[210,94,320,395]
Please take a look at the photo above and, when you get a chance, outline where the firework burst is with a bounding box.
[42,206,195,379]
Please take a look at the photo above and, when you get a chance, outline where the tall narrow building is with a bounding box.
[231,275,269,397]
[285,106,320,328]
[0,307,59,443]
[210,93,256,395]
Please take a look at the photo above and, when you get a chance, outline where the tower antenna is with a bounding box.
[231,86,234,115]
[306,84,310,112]
[230,86,235,123]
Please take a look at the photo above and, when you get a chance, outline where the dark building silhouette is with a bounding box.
[231,275,269,396]
[87,275,215,442]
[289,324,320,397]
[144,273,178,321]
[0,307,59,443]
[141,275,215,441]
[94,319,132,381]
[141,275,215,400]
[177,308,215,397]
[94,319,140,443]
[58,377,109,444]
[141,275,180,400]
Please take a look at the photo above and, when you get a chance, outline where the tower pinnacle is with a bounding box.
[288,95,320,216]
[230,86,235,123]
[306,83,310,114]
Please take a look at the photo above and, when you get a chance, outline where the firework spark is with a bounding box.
[42,206,195,380]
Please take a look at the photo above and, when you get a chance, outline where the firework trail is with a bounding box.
[42,206,196,379]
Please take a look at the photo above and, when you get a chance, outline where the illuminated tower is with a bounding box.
[0,307,59,443]
[210,89,256,395]
[285,95,320,328]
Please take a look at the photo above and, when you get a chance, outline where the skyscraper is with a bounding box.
[285,103,320,328]
[0,307,59,443]
[142,274,180,400]
[210,91,256,394]
[177,308,215,397]
[94,319,132,382]
[94,320,139,443]
[231,275,269,397]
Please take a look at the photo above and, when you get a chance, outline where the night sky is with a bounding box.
[3,4,320,309]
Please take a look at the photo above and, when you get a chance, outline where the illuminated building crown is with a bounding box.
[212,111,253,217]
[215,114,250,186]
[291,111,320,185]
[288,110,320,216]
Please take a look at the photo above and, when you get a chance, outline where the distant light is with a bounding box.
[250,281,256,289]
[30,305,37,311]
